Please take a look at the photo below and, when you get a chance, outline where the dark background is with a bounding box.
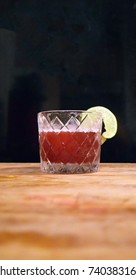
[0,0,136,163]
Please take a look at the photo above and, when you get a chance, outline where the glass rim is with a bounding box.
[38,109,102,116]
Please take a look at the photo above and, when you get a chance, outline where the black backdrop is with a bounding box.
[0,0,135,162]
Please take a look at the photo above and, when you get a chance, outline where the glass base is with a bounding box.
[40,161,99,174]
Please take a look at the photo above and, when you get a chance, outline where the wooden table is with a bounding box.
[0,162,136,260]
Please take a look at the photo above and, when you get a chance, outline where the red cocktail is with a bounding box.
[38,110,102,173]
[39,131,101,164]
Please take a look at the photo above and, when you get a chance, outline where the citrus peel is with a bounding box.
[82,106,118,144]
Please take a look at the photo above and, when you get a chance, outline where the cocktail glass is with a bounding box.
[37,110,102,173]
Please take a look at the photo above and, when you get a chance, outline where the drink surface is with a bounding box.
[39,131,101,164]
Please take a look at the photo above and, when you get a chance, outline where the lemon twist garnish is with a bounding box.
[84,106,118,144]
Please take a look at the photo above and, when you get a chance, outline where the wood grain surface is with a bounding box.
[0,162,136,260]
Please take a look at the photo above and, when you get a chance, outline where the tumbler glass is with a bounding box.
[37,110,102,173]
